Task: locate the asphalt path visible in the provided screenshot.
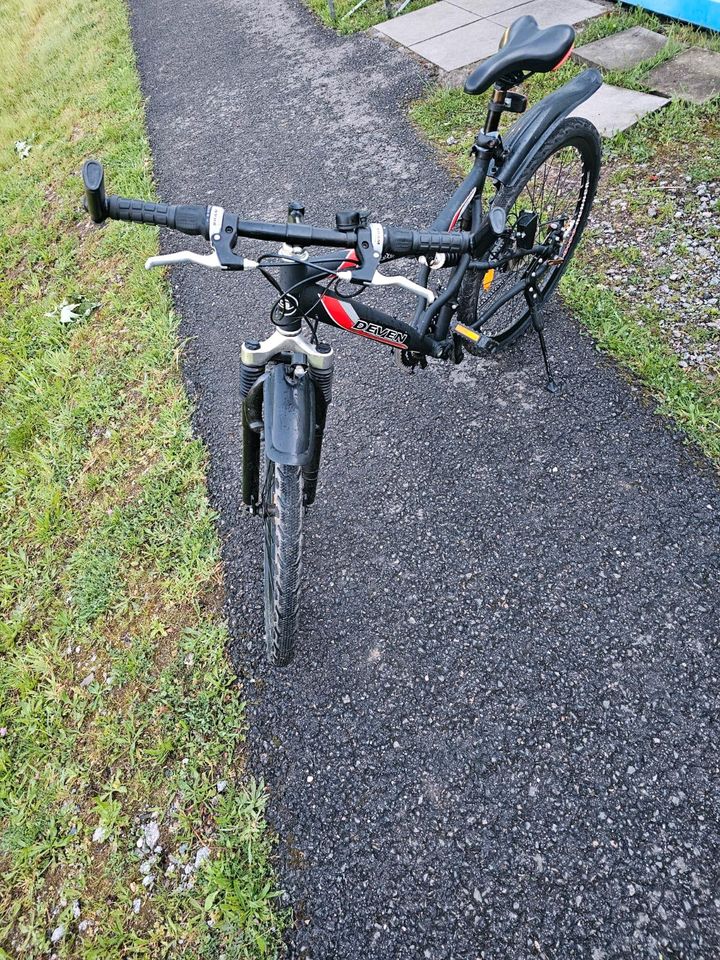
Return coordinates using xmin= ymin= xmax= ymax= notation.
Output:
xmin=128 ymin=0 xmax=720 ymax=955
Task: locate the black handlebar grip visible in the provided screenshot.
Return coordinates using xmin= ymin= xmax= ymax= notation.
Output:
xmin=425 ymin=230 xmax=471 ymax=254
xmin=104 ymin=196 xmax=209 ymax=238
xmin=384 ymin=226 xmax=471 ymax=257
xmin=173 ymin=204 xmax=210 ymax=238
xmin=82 ymin=160 xmax=209 ymax=236
xmin=82 ymin=159 xmax=107 ymax=223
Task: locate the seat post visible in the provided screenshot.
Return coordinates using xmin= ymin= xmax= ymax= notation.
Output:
xmin=484 ymin=84 xmax=528 ymax=133
xmin=484 ymin=87 xmax=506 ymax=133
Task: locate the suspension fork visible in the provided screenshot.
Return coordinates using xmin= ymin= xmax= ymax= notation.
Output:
xmin=240 ymin=365 xmax=265 ymax=512
xmin=239 ymin=330 xmax=335 ymax=513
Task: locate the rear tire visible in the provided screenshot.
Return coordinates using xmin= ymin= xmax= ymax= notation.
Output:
xmin=458 ymin=116 xmax=601 ymax=349
xmin=263 ymin=459 xmax=303 ymax=666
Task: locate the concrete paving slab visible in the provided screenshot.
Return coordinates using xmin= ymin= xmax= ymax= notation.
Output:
xmin=411 ymin=16 xmax=506 ymax=70
xmin=444 ymin=0 xmax=526 ymax=18
xmin=374 ymin=0 xmax=477 ymax=46
xmin=489 ymin=0 xmax=608 ymax=28
xmin=571 ymin=82 xmax=669 ymax=136
xmin=645 ymin=48 xmax=720 ymax=104
xmin=573 ymin=26 xmax=668 ymax=70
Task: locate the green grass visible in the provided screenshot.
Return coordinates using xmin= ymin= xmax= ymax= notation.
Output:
xmin=304 ymin=0 xmax=433 ymax=35
xmin=410 ymin=4 xmax=720 ymax=463
xmin=0 ymin=0 xmax=286 ymax=956
xmin=563 ymin=267 xmax=720 ymax=461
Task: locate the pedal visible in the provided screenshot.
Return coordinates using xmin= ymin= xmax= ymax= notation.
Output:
xmin=454 ymin=323 xmax=498 ymax=357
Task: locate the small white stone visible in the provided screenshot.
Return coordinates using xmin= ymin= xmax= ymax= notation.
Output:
xmin=194 ymin=846 xmax=211 ymax=869
xmin=143 ymin=822 xmax=160 ymax=849
xmin=51 ymin=926 xmax=65 ymax=944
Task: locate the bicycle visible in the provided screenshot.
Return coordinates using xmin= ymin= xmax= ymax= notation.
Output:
xmin=82 ymin=15 xmax=602 ymax=665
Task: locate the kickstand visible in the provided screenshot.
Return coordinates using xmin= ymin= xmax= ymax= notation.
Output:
xmin=526 ymin=287 xmax=561 ymax=394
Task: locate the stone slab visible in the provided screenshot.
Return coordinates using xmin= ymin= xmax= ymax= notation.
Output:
xmin=645 ymin=48 xmax=720 ymax=104
xmin=443 ymin=0 xmax=528 ymax=17
xmin=570 ymin=82 xmax=669 ymax=136
xmin=488 ymin=0 xmax=608 ymax=28
xmin=411 ymin=17 xmax=506 ymax=70
xmin=374 ymin=1 xmax=477 ymax=46
xmin=573 ymin=26 xmax=668 ymax=71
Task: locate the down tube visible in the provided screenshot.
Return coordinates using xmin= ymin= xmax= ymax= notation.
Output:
xmin=300 ymin=284 xmax=439 ymax=355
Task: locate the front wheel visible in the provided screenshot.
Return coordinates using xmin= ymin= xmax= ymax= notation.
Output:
xmin=263 ymin=459 xmax=303 ymax=666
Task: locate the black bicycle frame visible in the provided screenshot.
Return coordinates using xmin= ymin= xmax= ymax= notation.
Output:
xmin=239 ymin=67 xmax=601 ymax=515
xmin=271 ymin=68 xmax=601 ymax=361
xmin=279 ymin=147 xmax=496 ymax=360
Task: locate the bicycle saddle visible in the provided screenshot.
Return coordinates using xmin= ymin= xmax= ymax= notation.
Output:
xmin=464 ymin=15 xmax=575 ymax=95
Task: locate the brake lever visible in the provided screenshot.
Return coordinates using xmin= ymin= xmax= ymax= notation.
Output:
xmin=145 ymin=206 xmax=260 ymax=272
xmin=336 ymin=220 xmax=436 ymax=304
xmin=145 ymin=249 xmax=259 ymax=271
xmin=145 ymin=250 xmax=223 ymax=270
xmin=336 ymin=269 xmax=435 ymax=304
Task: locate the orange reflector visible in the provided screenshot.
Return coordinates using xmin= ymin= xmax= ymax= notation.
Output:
xmin=552 ymin=45 xmax=574 ymax=71
xmin=455 ymin=323 xmax=480 ymax=343
xmin=483 ymin=268 xmax=495 ymax=291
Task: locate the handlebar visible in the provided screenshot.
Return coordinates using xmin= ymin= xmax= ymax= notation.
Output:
xmin=82 ymin=159 xmax=472 ymax=260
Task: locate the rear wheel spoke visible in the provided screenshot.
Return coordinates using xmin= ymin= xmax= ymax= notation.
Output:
xmin=459 ymin=119 xmax=601 ymax=347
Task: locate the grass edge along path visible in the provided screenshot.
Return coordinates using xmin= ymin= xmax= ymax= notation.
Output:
xmin=304 ymin=0 xmax=433 ymax=36
xmin=0 ymin=0 xmax=286 ymax=957
xmin=410 ymin=6 xmax=720 ymax=465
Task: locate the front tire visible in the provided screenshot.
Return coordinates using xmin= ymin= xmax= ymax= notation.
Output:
xmin=263 ymin=459 xmax=303 ymax=666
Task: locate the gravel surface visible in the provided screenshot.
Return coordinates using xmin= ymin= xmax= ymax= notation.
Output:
xmin=587 ymin=162 xmax=720 ymax=375
xmin=128 ymin=0 xmax=720 ymax=955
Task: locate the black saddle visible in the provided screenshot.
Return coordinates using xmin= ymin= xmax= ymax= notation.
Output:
xmin=464 ymin=16 xmax=575 ymax=95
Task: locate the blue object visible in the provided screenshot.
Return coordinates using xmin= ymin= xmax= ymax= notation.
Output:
xmin=628 ymin=0 xmax=720 ymax=31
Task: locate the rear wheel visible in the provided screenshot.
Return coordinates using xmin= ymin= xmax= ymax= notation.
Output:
xmin=263 ymin=458 xmax=303 ymax=666
xmin=458 ymin=116 xmax=601 ymax=348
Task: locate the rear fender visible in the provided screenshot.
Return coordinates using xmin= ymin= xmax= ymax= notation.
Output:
xmin=263 ymin=362 xmax=316 ymax=467
xmin=492 ymin=68 xmax=602 ymax=188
